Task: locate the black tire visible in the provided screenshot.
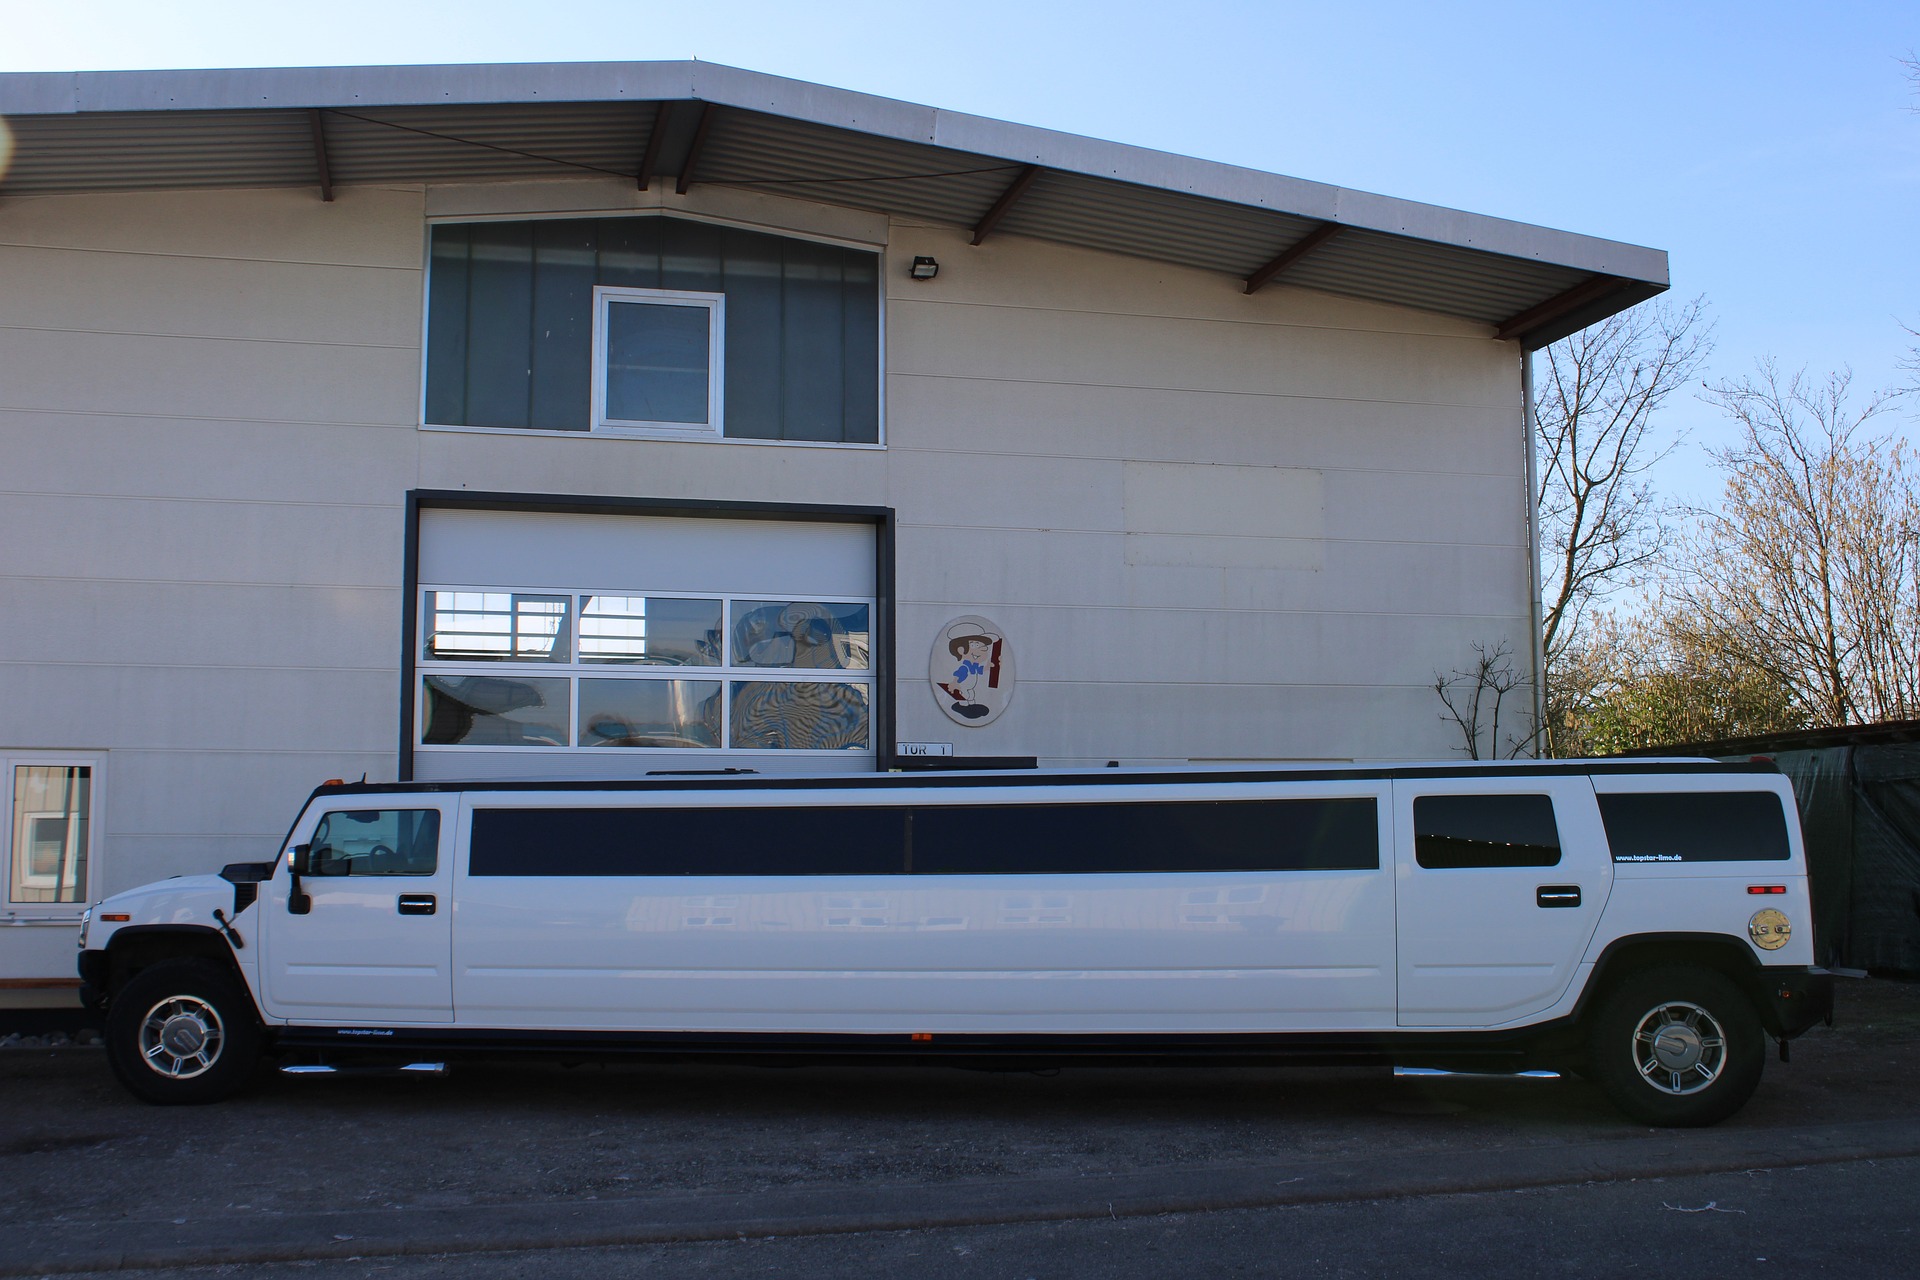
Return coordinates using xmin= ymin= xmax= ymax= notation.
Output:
xmin=104 ymin=959 xmax=261 ymax=1105
xmin=1585 ymin=966 xmax=1764 ymax=1127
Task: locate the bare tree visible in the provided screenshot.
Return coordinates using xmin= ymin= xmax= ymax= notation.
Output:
xmin=1674 ymin=363 xmax=1913 ymax=725
xmin=1534 ymin=298 xmax=1710 ymax=751
xmin=1434 ymin=640 xmax=1538 ymax=759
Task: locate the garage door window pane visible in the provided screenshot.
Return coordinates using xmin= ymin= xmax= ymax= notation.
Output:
xmin=425 ymin=592 xmax=572 ymax=662
xmin=730 ymin=682 xmax=869 ymax=750
xmin=10 ymin=766 xmax=89 ymax=904
xmin=579 ymin=597 xmax=721 ymax=666
xmin=580 ymin=679 xmax=721 ymax=748
xmin=730 ymin=601 xmax=870 ymax=670
xmin=422 ymin=675 xmax=569 ymax=746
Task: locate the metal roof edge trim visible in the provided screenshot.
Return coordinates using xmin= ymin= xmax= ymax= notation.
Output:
xmin=0 ymin=59 xmax=1668 ymax=285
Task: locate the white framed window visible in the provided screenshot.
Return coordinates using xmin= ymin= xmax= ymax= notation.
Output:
xmin=591 ymin=286 xmax=726 ymax=436
xmin=3 ymin=752 xmax=103 ymax=920
xmin=417 ymin=588 xmax=873 ymax=755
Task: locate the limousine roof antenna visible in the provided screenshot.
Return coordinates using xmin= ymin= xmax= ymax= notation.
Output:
xmin=644 ymin=768 xmax=761 ymax=776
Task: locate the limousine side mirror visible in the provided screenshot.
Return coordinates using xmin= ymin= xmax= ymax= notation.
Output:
xmin=288 ymin=844 xmax=312 ymax=915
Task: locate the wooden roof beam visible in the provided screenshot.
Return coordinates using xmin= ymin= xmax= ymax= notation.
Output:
xmin=971 ymin=165 xmax=1042 ymax=245
xmin=674 ymin=103 xmax=715 ymax=195
xmin=308 ymin=109 xmax=333 ymax=203
xmin=635 ymin=102 xmax=670 ymax=191
xmin=1243 ymin=223 xmax=1341 ymax=294
xmin=1495 ymin=274 xmax=1625 ymax=342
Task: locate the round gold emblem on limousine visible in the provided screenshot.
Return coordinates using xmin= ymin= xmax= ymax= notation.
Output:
xmin=1749 ymin=908 xmax=1791 ymax=951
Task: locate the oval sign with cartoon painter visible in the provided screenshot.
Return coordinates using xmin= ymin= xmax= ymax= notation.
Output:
xmin=929 ymin=616 xmax=1014 ymax=727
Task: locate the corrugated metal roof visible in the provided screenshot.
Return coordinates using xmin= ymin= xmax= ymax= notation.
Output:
xmin=0 ymin=61 xmax=1669 ymax=346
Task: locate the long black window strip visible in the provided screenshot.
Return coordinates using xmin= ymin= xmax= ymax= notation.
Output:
xmin=468 ymin=799 xmax=1379 ymax=877
xmin=1598 ymin=792 xmax=1791 ymax=863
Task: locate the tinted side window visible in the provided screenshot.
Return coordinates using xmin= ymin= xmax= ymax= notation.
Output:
xmin=468 ymin=798 xmax=1380 ymax=876
xmin=470 ymin=806 xmax=906 ymax=876
xmin=310 ymin=810 xmax=440 ymax=876
xmin=1598 ymin=791 xmax=1790 ymax=863
xmin=912 ymin=799 xmax=1378 ymax=875
xmin=1413 ymin=795 xmax=1560 ymax=869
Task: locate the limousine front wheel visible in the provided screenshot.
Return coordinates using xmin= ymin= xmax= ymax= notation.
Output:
xmin=1587 ymin=967 xmax=1764 ymax=1127
xmin=105 ymin=960 xmax=261 ymax=1105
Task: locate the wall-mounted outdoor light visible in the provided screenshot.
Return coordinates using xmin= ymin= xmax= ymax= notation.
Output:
xmin=908 ymin=256 xmax=940 ymax=280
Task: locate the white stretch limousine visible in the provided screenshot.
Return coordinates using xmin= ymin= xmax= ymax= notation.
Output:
xmin=78 ymin=761 xmax=1833 ymax=1125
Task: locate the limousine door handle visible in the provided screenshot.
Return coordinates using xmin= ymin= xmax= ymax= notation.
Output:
xmin=397 ymin=894 xmax=437 ymax=916
xmin=1537 ymin=885 xmax=1582 ymax=908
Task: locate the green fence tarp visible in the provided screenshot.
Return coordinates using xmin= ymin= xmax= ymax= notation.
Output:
xmin=1764 ymin=744 xmax=1920 ymax=973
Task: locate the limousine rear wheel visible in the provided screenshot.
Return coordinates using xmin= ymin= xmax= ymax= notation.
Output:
xmin=105 ymin=960 xmax=261 ymax=1105
xmin=1587 ymin=967 xmax=1764 ymax=1127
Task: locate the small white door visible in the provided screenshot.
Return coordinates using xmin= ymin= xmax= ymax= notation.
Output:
xmin=1391 ymin=778 xmax=1612 ymax=1028
xmin=260 ymin=805 xmax=453 ymax=1023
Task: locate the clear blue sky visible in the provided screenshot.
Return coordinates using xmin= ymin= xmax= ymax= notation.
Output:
xmin=5 ymin=0 xmax=1915 ymax=501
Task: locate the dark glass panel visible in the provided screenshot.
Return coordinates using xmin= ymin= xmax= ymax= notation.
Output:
xmin=424 ymin=225 xmax=470 ymax=425
xmin=660 ymin=216 xmax=724 ymax=294
xmin=720 ymin=226 xmax=783 ymax=439
xmin=1413 ymin=794 xmax=1561 ymax=869
xmin=596 ymin=217 xmax=661 ymax=290
xmin=528 ymin=219 xmax=596 ymax=431
xmin=912 ymin=799 xmax=1378 ymax=875
xmin=1598 ymin=792 xmax=1791 ymax=863
xmin=425 ymin=215 xmax=880 ymax=437
xmin=780 ymin=238 xmax=845 ymax=441
xmin=469 ymin=806 xmax=906 ymax=876
xmin=603 ymin=301 xmax=711 ymax=424
xmin=463 ymin=221 xmax=536 ymax=428
xmin=840 ymin=250 xmax=881 ymax=443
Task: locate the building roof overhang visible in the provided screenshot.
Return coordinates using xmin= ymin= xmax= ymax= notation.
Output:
xmin=0 ymin=60 xmax=1668 ymax=348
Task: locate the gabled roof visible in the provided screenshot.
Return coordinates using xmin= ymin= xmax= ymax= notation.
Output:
xmin=0 ymin=60 xmax=1667 ymax=348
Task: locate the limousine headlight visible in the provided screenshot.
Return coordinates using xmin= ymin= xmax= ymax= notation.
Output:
xmin=1749 ymin=908 xmax=1791 ymax=951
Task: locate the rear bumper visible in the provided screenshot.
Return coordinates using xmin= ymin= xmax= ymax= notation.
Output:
xmin=1758 ymin=966 xmax=1833 ymax=1038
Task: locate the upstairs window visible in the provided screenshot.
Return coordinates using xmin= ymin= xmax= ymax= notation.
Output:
xmin=426 ymin=216 xmax=880 ymax=443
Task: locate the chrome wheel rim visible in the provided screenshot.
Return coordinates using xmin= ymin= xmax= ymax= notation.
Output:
xmin=137 ymin=995 xmax=225 ymax=1080
xmin=1630 ymin=999 xmax=1725 ymax=1096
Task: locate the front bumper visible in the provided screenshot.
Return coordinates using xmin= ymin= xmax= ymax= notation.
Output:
xmin=1757 ymin=966 xmax=1834 ymax=1038
xmin=77 ymin=949 xmax=109 ymax=1011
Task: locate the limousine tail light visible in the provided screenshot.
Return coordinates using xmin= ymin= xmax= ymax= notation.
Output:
xmin=1748 ymin=885 xmax=1787 ymax=894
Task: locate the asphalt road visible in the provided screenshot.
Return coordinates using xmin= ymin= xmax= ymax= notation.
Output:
xmin=4 ymin=978 xmax=1917 ymax=1277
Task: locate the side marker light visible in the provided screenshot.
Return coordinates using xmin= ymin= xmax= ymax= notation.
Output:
xmin=1747 ymin=886 xmax=1786 ymax=894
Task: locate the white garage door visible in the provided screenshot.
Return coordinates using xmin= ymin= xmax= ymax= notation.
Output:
xmin=413 ymin=508 xmax=877 ymax=780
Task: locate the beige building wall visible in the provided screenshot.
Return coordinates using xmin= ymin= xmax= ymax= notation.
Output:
xmin=0 ymin=178 xmax=1531 ymax=976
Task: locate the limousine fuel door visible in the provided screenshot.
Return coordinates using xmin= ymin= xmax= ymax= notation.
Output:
xmin=259 ymin=804 xmax=455 ymax=1024
xmin=1390 ymin=779 xmax=1613 ymax=1028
